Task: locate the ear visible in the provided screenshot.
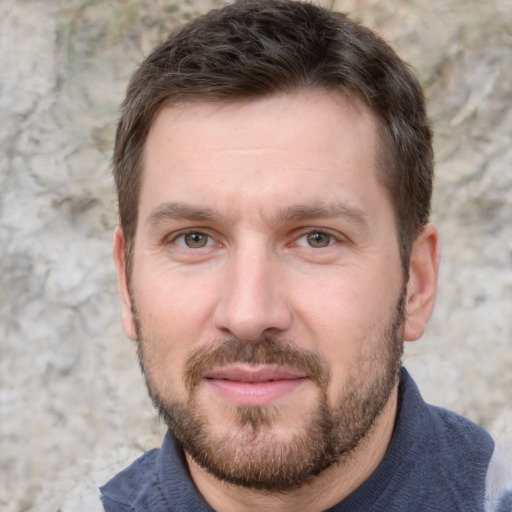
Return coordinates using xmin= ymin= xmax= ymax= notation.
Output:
xmin=113 ymin=226 xmax=138 ymax=341
xmin=403 ymin=223 xmax=440 ymax=342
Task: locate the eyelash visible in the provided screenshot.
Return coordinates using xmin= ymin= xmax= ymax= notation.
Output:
xmin=164 ymin=227 xmax=345 ymax=251
xmin=167 ymin=229 xmax=214 ymax=248
xmin=294 ymin=228 xmax=340 ymax=246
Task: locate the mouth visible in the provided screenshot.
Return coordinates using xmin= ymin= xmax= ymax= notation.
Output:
xmin=202 ymin=365 xmax=309 ymax=406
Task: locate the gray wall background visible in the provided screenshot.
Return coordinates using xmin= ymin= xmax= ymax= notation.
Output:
xmin=1 ymin=0 xmax=511 ymax=510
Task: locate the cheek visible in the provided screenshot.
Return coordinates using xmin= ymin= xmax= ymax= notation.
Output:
xmin=296 ymin=272 xmax=400 ymax=375
xmin=134 ymin=263 xmax=218 ymax=333
xmin=132 ymin=273 xmax=219 ymax=398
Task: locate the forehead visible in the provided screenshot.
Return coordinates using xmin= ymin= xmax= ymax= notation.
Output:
xmin=148 ymin=89 xmax=378 ymax=155
xmin=139 ymin=90 xmax=387 ymax=225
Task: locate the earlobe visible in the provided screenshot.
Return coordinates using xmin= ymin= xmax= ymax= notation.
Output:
xmin=403 ymin=223 xmax=440 ymax=342
xmin=113 ymin=226 xmax=138 ymax=341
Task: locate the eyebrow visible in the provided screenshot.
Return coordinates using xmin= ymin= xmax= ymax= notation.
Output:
xmin=146 ymin=200 xmax=369 ymax=229
xmin=270 ymin=202 xmax=369 ymax=228
xmin=146 ymin=202 xmax=219 ymax=227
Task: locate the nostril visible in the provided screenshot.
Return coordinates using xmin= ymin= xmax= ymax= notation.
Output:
xmin=213 ymin=304 xmax=293 ymax=343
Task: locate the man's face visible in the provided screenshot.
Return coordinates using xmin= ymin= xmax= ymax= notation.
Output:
xmin=115 ymin=91 xmax=408 ymax=489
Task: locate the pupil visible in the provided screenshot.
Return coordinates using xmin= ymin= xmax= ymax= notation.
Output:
xmin=308 ymin=232 xmax=330 ymax=247
xmin=186 ymin=233 xmax=206 ymax=247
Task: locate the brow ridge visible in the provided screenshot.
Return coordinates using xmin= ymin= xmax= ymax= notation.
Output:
xmin=147 ymin=202 xmax=219 ymax=226
xmin=269 ymin=202 xmax=369 ymax=227
xmin=146 ymin=200 xmax=369 ymax=229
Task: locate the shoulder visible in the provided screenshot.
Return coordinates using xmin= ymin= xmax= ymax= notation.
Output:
xmin=399 ymin=369 xmax=495 ymax=467
xmin=485 ymin=444 xmax=512 ymax=512
xmin=425 ymin=404 xmax=497 ymax=508
xmin=427 ymin=404 xmax=495 ymax=462
xmin=99 ymin=448 xmax=161 ymax=511
xmin=389 ymin=369 xmax=497 ymax=510
xmin=56 ymin=449 xmax=162 ymax=512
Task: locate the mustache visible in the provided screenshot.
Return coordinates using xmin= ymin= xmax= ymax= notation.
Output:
xmin=184 ymin=337 xmax=329 ymax=392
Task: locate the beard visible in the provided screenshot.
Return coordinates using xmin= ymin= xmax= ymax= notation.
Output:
xmin=133 ymin=289 xmax=405 ymax=491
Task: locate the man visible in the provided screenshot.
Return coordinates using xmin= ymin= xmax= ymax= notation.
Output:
xmin=100 ymin=0 xmax=511 ymax=510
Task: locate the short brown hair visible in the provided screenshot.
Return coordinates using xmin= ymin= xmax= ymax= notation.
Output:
xmin=114 ymin=0 xmax=433 ymax=275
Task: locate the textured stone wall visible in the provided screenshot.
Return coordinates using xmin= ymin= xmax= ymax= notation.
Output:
xmin=0 ymin=0 xmax=510 ymax=510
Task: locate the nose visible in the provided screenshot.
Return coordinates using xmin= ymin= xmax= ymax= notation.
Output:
xmin=213 ymin=245 xmax=293 ymax=342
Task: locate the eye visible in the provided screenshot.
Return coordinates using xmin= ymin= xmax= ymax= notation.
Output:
xmin=175 ymin=232 xmax=212 ymax=248
xmin=296 ymin=231 xmax=335 ymax=248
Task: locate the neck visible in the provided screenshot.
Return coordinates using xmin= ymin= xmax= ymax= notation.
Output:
xmin=186 ymin=385 xmax=399 ymax=512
